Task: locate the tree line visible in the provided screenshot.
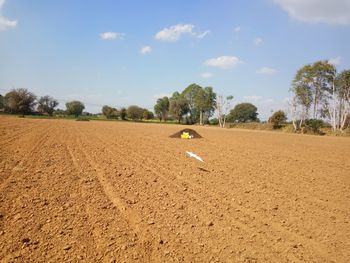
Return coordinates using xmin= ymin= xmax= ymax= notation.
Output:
xmin=0 ymin=86 xmax=266 ymax=127
xmin=1 ymin=59 xmax=348 ymax=132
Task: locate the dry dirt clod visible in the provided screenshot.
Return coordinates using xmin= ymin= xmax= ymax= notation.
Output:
xmin=22 ymin=238 xmax=30 ymax=244
xmin=207 ymin=221 xmax=214 ymax=227
xmin=63 ymin=245 xmax=72 ymax=251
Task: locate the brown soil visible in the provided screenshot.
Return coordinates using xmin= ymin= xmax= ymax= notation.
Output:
xmin=0 ymin=116 xmax=349 ymax=262
xmin=169 ymin=128 xmax=202 ymax=139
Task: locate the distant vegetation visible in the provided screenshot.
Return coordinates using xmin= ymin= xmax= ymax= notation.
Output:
xmin=0 ymin=60 xmax=348 ymax=135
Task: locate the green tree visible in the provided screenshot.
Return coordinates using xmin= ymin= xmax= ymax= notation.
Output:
xmin=169 ymin=92 xmax=189 ymax=123
xmin=154 ymin=104 xmax=162 ymax=121
xmin=37 ymin=96 xmax=59 ymax=116
xmin=228 ymin=103 xmax=258 ymax=123
xmin=195 ymin=86 xmax=216 ymax=125
xmin=0 ymin=94 xmax=4 ymax=109
xmin=154 ymin=96 xmax=169 ymax=122
xmin=269 ymin=110 xmax=287 ymax=129
xmin=102 ymin=105 xmax=119 ymax=119
xmin=66 ymin=101 xmax=85 ymax=117
xmin=120 ymin=107 xmax=127 ymax=120
xmin=143 ymin=110 xmax=154 ymax=120
xmin=127 ymin=105 xmax=144 ymax=120
xmin=182 ymin=83 xmax=202 ymax=124
xmin=4 ymin=88 xmax=37 ymax=115
xmin=293 ymin=61 xmax=335 ymax=119
xmin=291 ymin=64 xmax=319 ymax=130
xmin=333 ymin=70 xmax=350 ymax=131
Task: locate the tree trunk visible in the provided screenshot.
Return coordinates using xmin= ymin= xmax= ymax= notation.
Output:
xmin=313 ymin=89 xmax=318 ymax=119
xmin=330 ymin=81 xmax=336 ymax=131
xmin=338 ymin=97 xmax=343 ymax=128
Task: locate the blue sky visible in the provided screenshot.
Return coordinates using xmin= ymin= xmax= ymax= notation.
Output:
xmin=1 ymin=0 xmax=350 ymax=119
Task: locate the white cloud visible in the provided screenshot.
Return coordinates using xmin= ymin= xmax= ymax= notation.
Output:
xmin=100 ymin=32 xmax=124 ymax=40
xmin=204 ymin=56 xmax=243 ymax=69
xmin=329 ymin=56 xmax=341 ymax=66
xmin=257 ymin=67 xmax=278 ymax=75
xmin=140 ymin=46 xmax=152 ymax=54
xmin=234 ymin=26 xmax=241 ymax=32
xmin=254 ymin=37 xmax=263 ymax=46
xmin=154 ymin=24 xmax=210 ymax=41
xmin=243 ymin=95 xmax=263 ymax=102
xmin=0 ymin=0 xmax=17 ymax=31
xmin=273 ymin=0 xmax=350 ymax=25
xmin=201 ymin=72 xmax=213 ymax=79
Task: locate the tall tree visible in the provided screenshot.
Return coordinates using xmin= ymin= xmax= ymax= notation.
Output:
xmin=215 ymin=95 xmax=234 ymax=128
xmin=324 ymin=69 xmax=350 ymax=131
xmin=169 ymin=92 xmax=189 ymax=123
xmin=290 ymin=80 xmax=313 ymax=130
xmin=336 ymin=70 xmax=350 ymax=130
xmin=120 ymin=107 xmax=127 ymax=120
xmin=66 ymin=101 xmax=85 ymax=117
xmin=0 ymin=94 xmax=4 ymax=109
xmin=4 ymin=88 xmax=37 ymax=115
xmin=37 ymin=96 xmax=59 ymax=116
xmin=195 ymin=86 xmax=216 ymax=125
xmin=154 ymin=96 xmax=169 ymax=122
xmin=182 ymin=83 xmax=202 ymax=124
xmin=293 ymin=61 xmax=335 ymax=119
xmin=311 ymin=61 xmax=335 ymax=119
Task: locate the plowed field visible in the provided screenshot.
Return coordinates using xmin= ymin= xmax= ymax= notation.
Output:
xmin=0 ymin=116 xmax=349 ymax=262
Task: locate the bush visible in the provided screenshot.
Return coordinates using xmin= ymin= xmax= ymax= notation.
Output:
xmin=304 ymin=119 xmax=324 ymax=134
xmin=269 ymin=110 xmax=287 ymax=129
xmin=282 ymin=124 xmax=295 ymax=133
xmin=228 ymin=122 xmax=273 ymax=130
xmin=209 ymin=118 xmax=219 ymax=125
xmin=76 ymin=117 xmax=90 ymax=121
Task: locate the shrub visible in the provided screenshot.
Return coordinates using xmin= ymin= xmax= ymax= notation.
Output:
xmin=210 ymin=118 xmax=219 ymax=125
xmin=269 ymin=110 xmax=287 ymax=129
xmin=304 ymin=119 xmax=324 ymax=134
xmin=76 ymin=117 xmax=90 ymax=121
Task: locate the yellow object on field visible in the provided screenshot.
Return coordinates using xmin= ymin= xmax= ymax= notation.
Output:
xmin=181 ymin=132 xmax=191 ymax=139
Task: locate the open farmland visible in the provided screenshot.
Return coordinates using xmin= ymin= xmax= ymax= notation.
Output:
xmin=0 ymin=116 xmax=349 ymax=262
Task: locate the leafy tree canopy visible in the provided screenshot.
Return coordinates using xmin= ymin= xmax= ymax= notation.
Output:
xmin=4 ymin=88 xmax=37 ymax=115
xmin=269 ymin=110 xmax=287 ymax=128
xmin=66 ymin=101 xmax=85 ymax=117
xmin=228 ymin=103 xmax=258 ymax=123
xmin=38 ymin=96 xmax=59 ymax=116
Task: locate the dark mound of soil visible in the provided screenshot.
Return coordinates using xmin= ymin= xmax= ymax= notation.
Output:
xmin=169 ymin=129 xmax=202 ymax=139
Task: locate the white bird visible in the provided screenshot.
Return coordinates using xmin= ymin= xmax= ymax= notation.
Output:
xmin=186 ymin=151 xmax=204 ymax=162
